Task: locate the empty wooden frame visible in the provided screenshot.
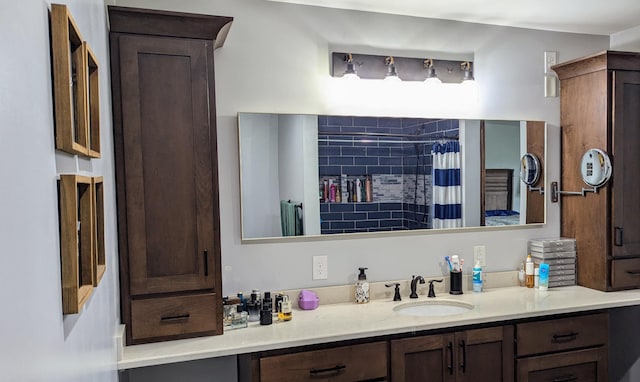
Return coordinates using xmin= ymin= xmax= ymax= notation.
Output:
xmin=51 ymin=4 xmax=101 ymax=157
xmin=59 ymin=175 xmax=106 ymax=314
xmin=92 ymin=176 xmax=105 ymax=285
xmin=59 ymin=175 xmax=94 ymax=314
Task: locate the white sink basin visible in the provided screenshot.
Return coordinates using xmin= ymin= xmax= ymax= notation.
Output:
xmin=393 ymin=300 xmax=474 ymax=317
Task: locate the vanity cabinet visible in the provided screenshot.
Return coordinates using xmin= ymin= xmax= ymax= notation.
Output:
xmin=390 ymin=326 xmax=514 ymax=381
xmin=515 ymin=313 xmax=609 ymax=381
xmin=554 ymin=51 xmax=640 ymax=291
xmin=258 ymin=341 xmax=388 ymax=382
xmin=108 ymin=6 xmax=232 ymax=344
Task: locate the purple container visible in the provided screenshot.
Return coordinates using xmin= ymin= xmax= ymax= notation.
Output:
xmin=298 ymin=290 xmax=319 ymax=310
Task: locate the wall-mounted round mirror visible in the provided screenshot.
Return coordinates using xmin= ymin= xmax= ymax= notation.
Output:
xmin=520 ymin=153 xmax=541 ymax=186
xmin=580 ymin=148 xmax=612 ymax=187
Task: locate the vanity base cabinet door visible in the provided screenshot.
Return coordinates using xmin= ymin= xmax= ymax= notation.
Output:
xmin=391 ymin=333 xmax=456 ymax=382
xmin=259 ymin=341 xmax=388 ymax=382
xmin=516 ymin=347 xmax=608 ymax=382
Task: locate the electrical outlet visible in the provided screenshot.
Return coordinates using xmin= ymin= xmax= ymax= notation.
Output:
xmin=473 ymin=245 xmax=486 ymax=267
xmin=544 ymin=51 xmax=557 ymax=74
xmin=312 ymin=255 xmax=328 ymax=280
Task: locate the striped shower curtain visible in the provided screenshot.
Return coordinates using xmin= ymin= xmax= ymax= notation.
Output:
xmin=431 ymin=141 xmax=462 ymax=229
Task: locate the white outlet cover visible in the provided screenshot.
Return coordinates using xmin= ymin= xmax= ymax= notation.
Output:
xmin=313 ymin=255 xmax=328 ymax=280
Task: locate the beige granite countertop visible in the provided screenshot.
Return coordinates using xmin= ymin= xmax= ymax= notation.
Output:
xmin=118 ymin=284 xmax=640 ymax=370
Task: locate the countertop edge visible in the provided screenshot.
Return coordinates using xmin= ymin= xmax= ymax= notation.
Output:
xmin=118 ymin=286 xmax=640 ymax=370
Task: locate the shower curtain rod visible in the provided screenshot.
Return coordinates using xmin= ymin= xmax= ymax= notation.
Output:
xmin=317 ymin=138 xmax=456 ymax=144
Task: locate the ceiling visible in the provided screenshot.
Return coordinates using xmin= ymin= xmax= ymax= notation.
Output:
xmin=266 ymin=0 xmax=640 ymax=35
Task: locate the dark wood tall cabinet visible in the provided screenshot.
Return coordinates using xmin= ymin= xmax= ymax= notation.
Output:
xmin=554 ymin=51 xmax=640 ymax=291
xmin=108 ymin=6 xmax=232 ymax=344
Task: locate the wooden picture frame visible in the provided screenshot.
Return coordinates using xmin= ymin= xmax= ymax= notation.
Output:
xmin=86 ymin=42 xmax=101 ymax=158
xmin=92 ymin=176 xmax=106 ymax=285
xmin=51 ymin=4 xmax=89 ymax=156
xmin=59 ymin=174 xmax=94 ymax=314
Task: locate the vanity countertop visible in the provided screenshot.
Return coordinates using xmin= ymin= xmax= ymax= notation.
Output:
xmin=119 ymin=285 xmax=640 ymax=369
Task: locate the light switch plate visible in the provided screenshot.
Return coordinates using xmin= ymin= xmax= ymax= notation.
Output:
xmin=473 ymin=245 xmax=486 ymax=267
xmin=544 ymin=51 xmax=557 ymax=74
xmin=313 ymin=255 xmax=328 ymax=280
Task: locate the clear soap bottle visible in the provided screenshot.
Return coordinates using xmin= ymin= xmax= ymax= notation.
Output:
xmin=525 ymin=254 xmax=535 ymax=288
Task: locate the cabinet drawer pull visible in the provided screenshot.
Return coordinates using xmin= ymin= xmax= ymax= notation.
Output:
xmin=615 ymin=227 xmax=623 ymax=246
xmin=553 ymin=375 xmax=577 ymax=382
xmin=160 ymin=313 xmax=190 ymax=323
xmin=626 ymin=270 xmax=640 ymax=276
xmin=447 ymin=341 xmax=453 ymax=375
xmin=552 ymin=332 xmax=578 ymax=343
xmin=204 ymin=250 xmax=209 ymax=277
xmin=309 ymin=364 xmax=346 ymax=376
xmin=459 ymin=339 xmax=466 ymax=373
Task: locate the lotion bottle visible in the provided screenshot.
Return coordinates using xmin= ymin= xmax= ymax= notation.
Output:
xmin=472 ymin=260 xmax=483 ymax=292
xmin=525 ymin=254 xmax=534 ymax=288
xmin=355 ymin=267 xmax=370 ymax=304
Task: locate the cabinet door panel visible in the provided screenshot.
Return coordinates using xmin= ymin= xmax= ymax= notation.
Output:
xmin=612 ymin=71 xmax=640 ymax=257
xmin=457 ymin=326 xmax=514 ymax=382
xmin=517 ymin=347 xmax=607 ymax=382
xmin=391 ymin=333 xmax=455 ymax=382
xmin=119 ymin=34 xmax=215 ymax=295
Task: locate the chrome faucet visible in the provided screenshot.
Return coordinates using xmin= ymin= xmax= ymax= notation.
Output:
xmin=410 ymin=275 xmax=425 ymax=298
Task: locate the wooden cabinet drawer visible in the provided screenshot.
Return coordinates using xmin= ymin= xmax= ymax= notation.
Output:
xmin=131 ymin=293 xmax=218 ymax=342
xmin=611 ymin=258 xmax=640 ymax=289
xmin=259 ymin=341 xmax=388 ymax=382
xmin=516 ymin=313 xmax=608 ymax=356
xmin=517 ymin=347 xmax=608 ymax=382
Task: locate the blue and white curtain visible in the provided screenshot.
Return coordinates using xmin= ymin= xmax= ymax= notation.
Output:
xmin=431 ymin=141 xmax=462 ymax=229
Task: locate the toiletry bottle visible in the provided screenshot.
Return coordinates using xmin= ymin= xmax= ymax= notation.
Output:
xmin=260 ymin=291 xmax=273 ymax=325
xmin=335 ymin=183 xmax=342 ymax=203
xmin=518 ymin=262 xmax=525 ymax=287
xmin=539 ymin=263 xmax=550 ymax=291
xmin=355 ymin=267 xmax=370 ymax=303
xmin=472 ymin=260 xmax=483 ymax=292
xmin=278 ymin=295 xmax=293 ymax=321
xmin=323 ymin=180 xmax=329 ymax=202
xmin=525 ymin=254 xmax=534 ymax=288
xmin=365 ymin=175 xmax=373 ymax=202
xmin=534 ymin=266 xmax=540 ymax=288
xmin=329 ymin=180 xmax=336 ymax=202
xmin=356 ymin=179 xmax=362 ymax=202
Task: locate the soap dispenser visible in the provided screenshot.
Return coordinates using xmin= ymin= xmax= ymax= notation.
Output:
xmin=355 ymin=267 xmax=370 ymax=304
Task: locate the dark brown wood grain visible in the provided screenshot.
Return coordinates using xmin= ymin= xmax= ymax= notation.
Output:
xmin=516 ymin=347 xmax=608 ymax=382
xmin=260 ymin=342 xmax=388 ymax=382
xmin=109 ymin=7 xmax=229 ymax=344
xmin=526 ymin=121 xmax=545 ymax=224
xmin=558 ymin=51 xmax=640 ymax=291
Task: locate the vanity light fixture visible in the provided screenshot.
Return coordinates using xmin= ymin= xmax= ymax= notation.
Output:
xmin=342 ymin=53 xmax=360 ymax=80
xmin=423 ymin=58 xmax=442 ymax=85
xmin=384 ymin=56 xmax=401 ymax=82
xmin=461 ymin=61 xmax=474 ymax=83
xmin=330 ymin=52 xmax=474 ymax=83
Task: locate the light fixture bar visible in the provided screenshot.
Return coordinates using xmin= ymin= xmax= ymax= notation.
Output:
xmin=331 ymin=52 xmax=474 ymax=83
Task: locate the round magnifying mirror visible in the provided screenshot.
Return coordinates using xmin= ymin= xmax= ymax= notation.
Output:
xmin=580 ymin=148 xmax=612 ymax=188
xmin=520 ymin=153 xmax=541 ymax=186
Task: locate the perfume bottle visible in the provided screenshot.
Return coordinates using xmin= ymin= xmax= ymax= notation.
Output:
xmin=278 ymin=295 xmax=293 ymax=321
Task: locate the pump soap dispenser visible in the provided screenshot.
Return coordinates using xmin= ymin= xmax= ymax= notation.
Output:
xmin=355 ymin=267 xmax=370 ymax=304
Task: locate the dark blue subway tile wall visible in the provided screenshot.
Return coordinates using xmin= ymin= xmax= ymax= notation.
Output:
xmin=319 ymin=115 xmax=457 ymax=234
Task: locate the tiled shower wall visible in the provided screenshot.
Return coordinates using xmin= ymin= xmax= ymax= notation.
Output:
xmin=318 ymin=116 xmax=459 ymax=234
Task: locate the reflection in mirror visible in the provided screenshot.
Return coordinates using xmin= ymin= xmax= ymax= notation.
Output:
xmin=238 ymin=113 xmax=546 ymax=240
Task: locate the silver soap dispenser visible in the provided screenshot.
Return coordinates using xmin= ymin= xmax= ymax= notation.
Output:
xmin=355 ymin=267 xmax=370 ymax=304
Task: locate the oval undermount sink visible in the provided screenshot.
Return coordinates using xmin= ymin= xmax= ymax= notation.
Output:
xmin=393 ymin=300 xmax=474 ymax=317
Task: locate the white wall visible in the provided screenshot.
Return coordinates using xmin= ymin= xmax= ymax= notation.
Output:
xmin=485 ymin=120 xmax=522 ymax=211
xmin=239 ymin=113 xmax=281 ymax=238
xmin=611 ymin=25 xmax=640 ymax=51
xmin=0 ymin=1 xmax=119 ymax=381
xmin=111 ymin=0 xmax=609 ymax=294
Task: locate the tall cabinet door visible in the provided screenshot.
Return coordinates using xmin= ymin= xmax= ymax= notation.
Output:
xmin=612 ymin=70 xmax=640 ymax=257
xmin=119 ymin=34 xmax=217 ymax=295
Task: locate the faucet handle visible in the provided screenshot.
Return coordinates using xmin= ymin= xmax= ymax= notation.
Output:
xmin=427 ymin=279 xmax=444 ymax=298
xmin=385 ymin=283 xmax=402 ymax=301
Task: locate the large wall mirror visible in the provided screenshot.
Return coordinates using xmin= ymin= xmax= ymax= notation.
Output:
xmin=238 ymin=113 xmax=546 ymax=240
